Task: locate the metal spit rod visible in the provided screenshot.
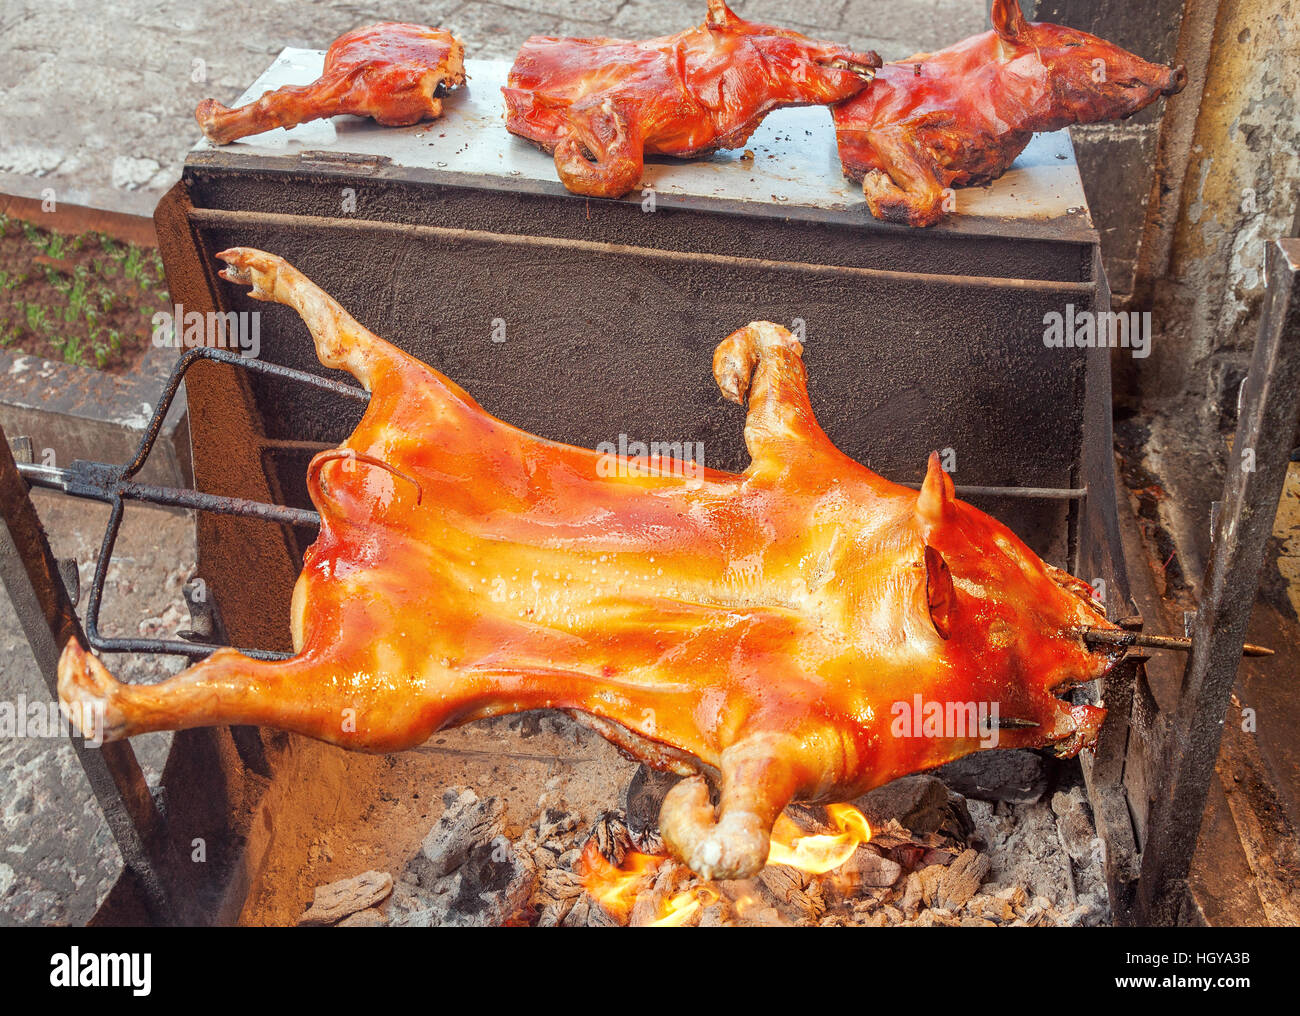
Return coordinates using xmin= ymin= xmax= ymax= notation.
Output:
xmin=1079 ymin=626 xmax=1275 ymax=658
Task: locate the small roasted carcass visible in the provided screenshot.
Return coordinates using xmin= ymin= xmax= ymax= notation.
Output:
xmin=832 ymin=0 xmax=1186 ymax=226
xmin=59 ymin=249 xmax=1122 ymax=880
xmin=503 ymin=0 xmax=880 ymax=197
xmin=195 ymin=23 xmax=466 ymax=144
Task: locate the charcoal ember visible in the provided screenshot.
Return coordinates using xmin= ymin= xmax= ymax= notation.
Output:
xmin=439 ymin=836 xmax=538 ymax=927
xmin=1057 ymin=899 xmax=1106 ymax=928
xmin=783 ymin=802 xmax=831 ymax=832
xmin=857 ymin=775 xmax=974 ymax=842
xmin=934 ymin=749 xmax=1052 ymax=803
xmin=562 ymin=894 xmax=623 ymax=927
xmin=738 ymin=905 xmax=787 ymax=927
xmin=964 ymin=892 xmax=1016 ymax=924
xmin=407 ymin=787 xmax=506 ymax=885
xmin=536 ymin=806 xmax=581 ymax=845
xmin=298 ymin=870 xmax=393 ymax=926
xmin=758 ymin=863 xmax=811 ymax=897
xmin=532 ymin=866 xmax=586 ymax=927
xmin=587 ymin=810 xmax=635 ymax=866
xmin=918 ymin=847 xmax=960 ymax=868
xmin=557 ymin=848 xmax=581 ymax=870
xmin=1051 ymin=787 xmax=1098 ymax=863
xmin=336 ymin=907 xmax=386 ymax=927
xmin=899 ymin=871 xmax=923 ymax=916
xmin=937 ymin=848 xmax=992 ymax=910
xmin=850 ymin=894 xmax=885 ymax=924
xmin=757 ymin=865 xmax=825 ymax=922
xmin=998 ymin=884 xmax=1029 ymax=915
xmin=1018 ymin=896 xmax=1059 ymax=927
xmin=622 ymin=764 xmax=680 ymax=849
xmin=913 ymin=908 xmax=961 ymax=927
xmin=383 ymin=877 xmax=439 ymax=927
xmin=901 ymin=863 xmax=948 ymax=914
xmin=529 ymin=841 xmax=563 ymax=871
xmin=837 ymin=847 xmax=904 ymax=890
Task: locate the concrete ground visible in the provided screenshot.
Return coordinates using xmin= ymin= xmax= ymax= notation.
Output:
xmin=0 ymin=0 xmax=988 ymax=216
xmin=0 ymin=493 xmax=191 ymax=925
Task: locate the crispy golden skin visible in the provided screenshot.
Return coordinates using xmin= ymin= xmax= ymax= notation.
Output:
xmin=59 ymin=249 xmax=1119 ymax=879
xmin=832 ymin=0 xmax=1185 ymax=226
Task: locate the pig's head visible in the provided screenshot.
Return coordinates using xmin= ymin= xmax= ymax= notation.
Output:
xmin=990 ymin=0 xmax=1186 ymax=126
xmin=908 ymin=453 xmax=1123 ymax=758
xmin=703 ymin=0 xmax=882 ymax=104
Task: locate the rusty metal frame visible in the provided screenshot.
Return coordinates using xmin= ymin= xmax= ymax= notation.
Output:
xmin=0 ymin=434 xmax=173 ymax=923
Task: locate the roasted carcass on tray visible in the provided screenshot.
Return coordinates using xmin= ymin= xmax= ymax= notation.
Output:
xmin=195 ymin=22 xmax=466 ymax=144
xmin=503 ymin=0 xmax=880 ymax=198
xmin=58 ymin=249 xmax=1122 ymax=880
xmin=832 ymin=0 xmax=1186 ymax=226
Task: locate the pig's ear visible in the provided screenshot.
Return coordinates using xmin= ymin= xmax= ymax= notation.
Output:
xmin=924 ymin=545 xmax=956 ymax=640
xmin=917 ymin=451 xmax=956 ymax=531
xmin=991 ymin=0 xmax=1030 ymax=42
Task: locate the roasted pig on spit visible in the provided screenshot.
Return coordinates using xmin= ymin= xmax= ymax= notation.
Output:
xmin=832 ymin=0 xmax=1186 ymax=227
xmin=503 ymin=0 xmax=880 ymax=198
xmin=195 ymin=22 xmax=466 ymax=145
xmin=59 ymin=249 xmax=1122 ymax=880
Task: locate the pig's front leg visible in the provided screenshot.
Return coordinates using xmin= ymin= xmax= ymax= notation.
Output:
xmin=57 ymin=640 xmax=444 ymax=753
xmin=858 ymin=129 xmax=948 ymax=227
xmin=196 ymin=73 xmax=354 ymax=145
xmin=215 ymin=247 xmax=409 ymax=392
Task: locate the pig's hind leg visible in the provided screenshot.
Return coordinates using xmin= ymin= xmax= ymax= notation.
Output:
xmin=56 ymin=640 xmax=443 ymax=752
xmin=215 ymin=247 xmax=409 ymax=393
xmin=713 ymin=321 xmax=842 ymax=479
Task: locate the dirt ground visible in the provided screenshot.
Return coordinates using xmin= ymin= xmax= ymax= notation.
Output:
xmin=0 ymin=214 xmax=165 ymax=371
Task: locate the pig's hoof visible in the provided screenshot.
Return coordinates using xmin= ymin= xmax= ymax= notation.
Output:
xmin=215 ymin=247 xmax=285 ymax=300
xmin=659 ymin=775 xmax=769 ymax=880
xmin=57 ymin=640 xmax=130 ymax=742
xmin=712 ymin=322 xmax=803 ymax=406
xmin=862 ymin=171 xmax=944 ymax=227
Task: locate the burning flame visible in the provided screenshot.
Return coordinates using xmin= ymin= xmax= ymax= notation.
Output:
xmin=578 ymin=803 xmax=872 ymax=925
xmin=579 ymin=839 xmax=663 ymax=921
xmin=766 ymin=803 xmax=872 ymax=874
xmin=648 ymin=886 xmax=720 ymax=927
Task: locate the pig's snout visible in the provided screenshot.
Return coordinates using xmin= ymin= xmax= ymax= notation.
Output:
xmin=1165 ymin=64 xmax=1188 ymax=96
